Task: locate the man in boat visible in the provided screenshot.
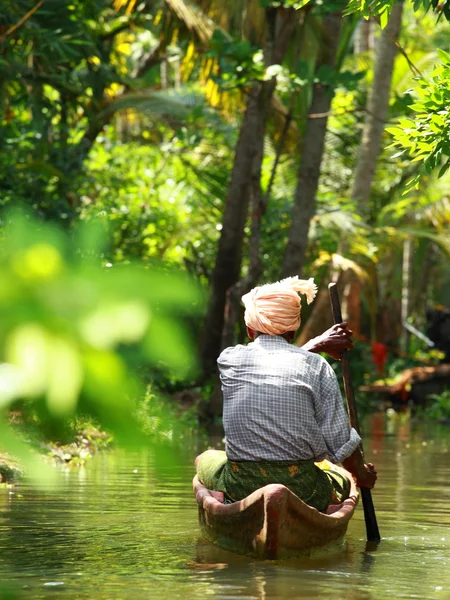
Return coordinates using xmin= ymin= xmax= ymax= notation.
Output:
xmin=196 ymin=276 xmax=377 ymax=511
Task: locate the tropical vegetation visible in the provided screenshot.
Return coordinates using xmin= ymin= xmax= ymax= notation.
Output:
xmin=1 ymin=0 xmax=450 ymax=471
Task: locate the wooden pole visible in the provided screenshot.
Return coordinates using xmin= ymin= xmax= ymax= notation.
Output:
xmin=328 ymin=282 xmax=381 ymax=544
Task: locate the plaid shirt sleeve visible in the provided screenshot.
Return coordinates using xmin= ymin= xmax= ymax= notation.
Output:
xmin=314 ymin=359 xmax=362 ymax=463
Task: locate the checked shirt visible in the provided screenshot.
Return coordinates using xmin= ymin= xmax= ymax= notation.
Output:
xmin=218 ymin=334 xmax=361 ymax=463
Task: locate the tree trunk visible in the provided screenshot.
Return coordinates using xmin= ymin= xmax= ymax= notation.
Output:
xmin=354 ymin=18 xmax=373 ymax=54
xmin=342 ymin=272 xmax=362 ymax=338
xmin=400 ymin=238 xmax=413 ymax=352
xmin=199 ymin=8 xmax=299 ymax=376
xmin=221 ymin=103 xmax=294 ymax=352
xmin=280 ymin=10 xmax=343 ymax=279
xmin=220 ymin=144 xmax=265 ymax=352
xmin=378 ymin=294 xmax=402 ymax=349
xmin=412 ymin=242 xmax=435 ymax=318
xmin=350 ymin=2 xmax=404 ymax=220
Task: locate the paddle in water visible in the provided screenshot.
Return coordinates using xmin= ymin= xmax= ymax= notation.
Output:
xmin=328 ymin=282 xmax=381 ymax=544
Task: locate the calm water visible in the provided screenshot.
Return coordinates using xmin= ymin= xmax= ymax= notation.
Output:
xmin=1 ymin=412 xmax=450 ymax=600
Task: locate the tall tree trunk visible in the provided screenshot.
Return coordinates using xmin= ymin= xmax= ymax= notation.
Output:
xmin=400 ymin=238 xmax=413 ymax=352
xmin=206 ymin=104 xmax=295 ymax=423
xmin=342 ymin=272 xmax=362 ymax=338
xmin=199 ymin=7 xmax=299 ymax=376
xmin=354 ymin=18 xmax=373 ymax=54
xmin=220 ymin=97 xmax=294 ymax=352
xmin=280 ymin=10 xmax=342 ymax=279
xmin=220 ymin=136 xmax=265 ymax=352
xmin=412 ymin=242 xmax=435 ymax=318
xmin=350 ymin=2 xmax=404 ymax=220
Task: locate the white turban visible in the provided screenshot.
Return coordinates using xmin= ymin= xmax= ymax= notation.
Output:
xmin=241 ymin=276 xmax=317 ymax=336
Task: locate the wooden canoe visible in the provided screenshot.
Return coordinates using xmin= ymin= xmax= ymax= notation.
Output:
xmin=193 ymin=470 xmax=359 ymax=560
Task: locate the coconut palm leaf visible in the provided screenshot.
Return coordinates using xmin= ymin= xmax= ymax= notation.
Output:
xmin=312 ymin=207 xmax=365 ymax=235
xmin=393 ymin=227 xmax=450 ymax=255
xmin=102 ymin=88 xmax=204 ymax=120
xmin=312 ymin=251 xmax=372 ymax=282
xmin=420 ymin=197 xmax=450 ymax=230
xmin=164 ymin=0 xmax=216 ymax=42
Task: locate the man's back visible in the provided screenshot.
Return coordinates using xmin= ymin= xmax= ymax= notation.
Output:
xmin=218 ymin=334 xmax=358 ymax=463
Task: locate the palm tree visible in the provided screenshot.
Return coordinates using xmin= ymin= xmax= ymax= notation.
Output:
xmin=280 ymin=7 xmax=357 ymax=279
xmin=350 ymin=1 xmax=405 ymax=221
xmin=198 ymin=4 xmax=304 ymax=375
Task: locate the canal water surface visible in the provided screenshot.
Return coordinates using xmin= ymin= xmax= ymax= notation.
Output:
xmin=1 ymin=413 xmax=449 ymax=599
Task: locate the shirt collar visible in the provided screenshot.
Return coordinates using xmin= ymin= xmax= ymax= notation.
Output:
xmin=253 ymin=334 xmax=290 ymax=347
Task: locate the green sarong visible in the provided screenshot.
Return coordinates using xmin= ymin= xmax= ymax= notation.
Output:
xmin=196 ymin=450 xmax=350 ymax=513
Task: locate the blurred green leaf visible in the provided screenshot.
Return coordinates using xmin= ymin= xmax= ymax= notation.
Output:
xmin=145 ymin=315 xmax=195 ymax=377
xmin=0 ymin=211 xmax=203 ymax=478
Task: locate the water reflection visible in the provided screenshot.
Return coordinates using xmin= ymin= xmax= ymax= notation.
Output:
xmin=190 ymin=541 xmax=379 ymax=600
xmin=0 ymin=413 xmax=449 ymax=599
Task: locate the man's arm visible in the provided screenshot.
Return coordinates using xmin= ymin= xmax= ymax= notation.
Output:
xmin=301 ymin=322 xmax=353 ymax=360
xmin=342 ymin=447 xmax=377 ymax=489
xmin=314 ymin=359 xmax=377 ymax=490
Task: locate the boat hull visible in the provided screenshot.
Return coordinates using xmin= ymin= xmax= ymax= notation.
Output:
xmin=193 ymin=469 xmax=359 ymax=560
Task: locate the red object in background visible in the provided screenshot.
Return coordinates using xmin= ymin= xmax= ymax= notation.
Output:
xmin=371 ymin=342 xmax=388 ymax=373
xmin=400 ymin=385 xmax=409 ymax=402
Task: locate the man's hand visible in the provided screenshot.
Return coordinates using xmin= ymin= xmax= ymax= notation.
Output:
xmin=355 ymin=462 xmax=377 ymax=489
xmin=302 ymin=322 xmax=354 ymax=360
xmin=342 ymin=450 xmax=377 ymax=490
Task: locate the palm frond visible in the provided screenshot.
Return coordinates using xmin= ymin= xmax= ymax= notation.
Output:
xmin=414 ymin=197 xmax=450 ymax=230
xmin=165 ymin=0 xmax=215 ymax=43
xmin=313 ymin=207 xmax=364 ymax=235
xmin=396 ymin=227 xmax=450 ymax=255
xmin=312 ymin=251 xmax=372 ymax=282
xmin=373 ymin=224 xmax=450 ymax=255
xmin=102 ymin=88 xmax=204 ymax=120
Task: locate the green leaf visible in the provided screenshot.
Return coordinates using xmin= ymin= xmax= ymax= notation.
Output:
xmin=438 ymin=159 xmax=450 ymax=178
xmin=380 ymin=8 xmax=389 ymax=29
xmin=437 ymin=48 xmax=450 ymax=64
xmin=144 ymin=316 xmax=194 ymax=376
xmin=46 ymin=337 xmax=83 ymax=417
xmin=385 ymin=127 xmax=405 ymax=136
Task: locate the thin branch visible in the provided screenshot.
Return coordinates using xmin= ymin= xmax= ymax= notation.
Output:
xmin=308 ymin=105 xmax=389 ymax=124
xmin=371 ymin=17 xmax=424 ymax=79
xmin=394 ymin=40 xmax=424 ymax=79
xmin=133 ymin=41 xmax=165 ymax=79
xmin=100 ymin=22 xmax=136 ymax=42
xmin=0 ymin=0 xmax=46 ymax=43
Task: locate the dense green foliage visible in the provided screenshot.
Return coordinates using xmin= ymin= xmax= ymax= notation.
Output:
xmin=388 ymin=49 xmax=450 ymax=191
xmin=423 ymin=390 xmax=450 ymax=421
xmin=346 ymin=0 xmax=450 ymax=25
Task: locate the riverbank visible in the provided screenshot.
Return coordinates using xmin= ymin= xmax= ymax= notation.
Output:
xmin=0 ymin=392 xmax=204 ymax=484
xmin=0 ymin=453 xmax=22 ymax=484
xmin=0 ymin=418 xmax=113 ymax=484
